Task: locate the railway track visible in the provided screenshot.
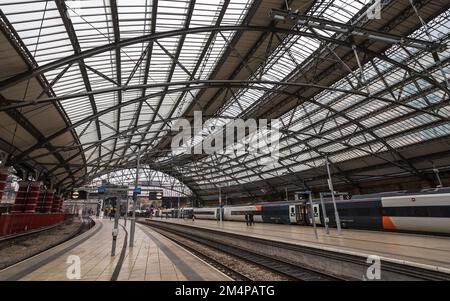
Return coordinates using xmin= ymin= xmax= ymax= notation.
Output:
xmin=139 ymin=221 xmax=342 ymax=281
xmin=0 ymin=216 xmax=93 ymax=270
xmin=139 ymin=220 xmax=450 ymax=281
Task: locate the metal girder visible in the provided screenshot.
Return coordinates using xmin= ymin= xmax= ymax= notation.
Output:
xmin=135 ymin=0 xmax=197 ymax=163
xmin=3 ymin=103 xmax=76 ymax=184
xmin=108 ymin=0 xmax=122 ymax=166
xmin=1 ymin=21 xmax=442 ymax=92
xmin=13 ymin=74 xmax=450 ymax=177
xmin=243 ymin=0 xmax=450 ymax=122
xmin=132 ymin=0 xmax=232 ymax=157
xmin=269 ymin=8 xmax=443 ymax=51
xmin=119 ymin=0 xmax=159 ymax=167
xmin=1 ymin=1 xmax=449 ymax=196
xmin=3 ymin=80 xmax=448 ymax=123
xmin=0 ymin=7 xmax=86 ymax=188
xmin=55 ymin=0 xmax=102 ymax=161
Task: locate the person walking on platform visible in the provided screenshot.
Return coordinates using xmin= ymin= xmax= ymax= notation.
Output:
xmin=249 ymin=213 xmax=254 ymax=226
xmin=245 ymin=212 xmax=249 ymax=226
xmin=192 ymin=214 xmax=195 ymax=222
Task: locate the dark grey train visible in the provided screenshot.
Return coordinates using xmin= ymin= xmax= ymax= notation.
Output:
xmin=157 ymin=188 xmax=450 ymax=235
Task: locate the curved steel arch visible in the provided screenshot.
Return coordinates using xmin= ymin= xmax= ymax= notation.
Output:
xmin=12 ymin=79 xmax=449 ymax=168
xmin=1 ymin=1 xmax=449 ymax=196
xmin=88 ymin=167 xmax=194 ymax=198
xmin=0 ymin=23 xmax=440 ymax=92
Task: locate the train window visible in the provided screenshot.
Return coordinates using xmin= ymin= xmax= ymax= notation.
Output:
xmin=382 ymin=206 xmax=450 ymax=218
xmin=193 ymin=211 xmax=215 ymax=215
xmin=231 ymin=210 xmax=262 ymax=215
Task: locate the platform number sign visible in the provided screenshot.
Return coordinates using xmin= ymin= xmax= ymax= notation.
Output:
xmin=134 ymin=187 xmax=142 ymax=194
xmin=98 ymin=186 xmax=105 ymax=194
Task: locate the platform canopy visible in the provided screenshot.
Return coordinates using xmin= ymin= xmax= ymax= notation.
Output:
xmin=0 ymin=0 xmax=449 ymax=200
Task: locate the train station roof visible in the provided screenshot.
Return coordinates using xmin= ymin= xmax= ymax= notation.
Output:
xmin=0 ymin=0 xmax=449 ymax=200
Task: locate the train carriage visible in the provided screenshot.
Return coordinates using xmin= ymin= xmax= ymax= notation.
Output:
xmin=381 ymin=193 xmax=450 ymax=234
xmin=193 ymin=207 xmax=218 ymax=220
xmin=223 ymin=205 xmax=263 ymax=222
xmin=157 ymin=189 xmax=450 ymax=235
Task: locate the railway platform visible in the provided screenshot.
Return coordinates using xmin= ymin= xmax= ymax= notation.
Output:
xmin=149 ymin=218 xmax=450 ymax=273
xmin=0 ymin=217 xmax=230 ymax=281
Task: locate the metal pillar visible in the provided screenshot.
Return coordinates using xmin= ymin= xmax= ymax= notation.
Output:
xmin=111 ymin=198 xmax=120 ymax=256
xmin=218 ymin=186 xmax=222 ymax=223
xmin=86 ymin=191 xmax=90 ymax=215
xmin=177 ymin=195 xmax=180 ymax=217
xmin=319 ymin=193 xmax=330 ymax=235
xmin=124 ymin=199 xmax=127 ymax=226
xmin=307 ymin=192 xmax=318 ymax=239
xmin=129 ymin=145 xmax=141 ymax=248
xmin=325 ymin=156 xmax=341 ymax=235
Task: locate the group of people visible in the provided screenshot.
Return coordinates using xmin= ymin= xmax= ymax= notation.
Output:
xmin=244 ymin=212 xmax=255 ymax=226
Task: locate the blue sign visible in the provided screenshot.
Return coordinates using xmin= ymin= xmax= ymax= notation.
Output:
xmin=98 ymin=186 xmax=105 ymax=194
xmin=134 ymin=187 xmax=142 ymax=194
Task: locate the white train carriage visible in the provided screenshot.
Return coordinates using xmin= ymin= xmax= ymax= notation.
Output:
xmin=193 ymin=207 xmax=218 ymax=220
xmin=180 ymin=207 xmax=193 ymax=218
xmin=223 ymin=205 xmax=263 ymax=222
xmin=381 ymin=193 xmax=450 ymax=234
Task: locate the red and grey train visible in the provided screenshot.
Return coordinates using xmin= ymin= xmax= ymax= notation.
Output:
xmin=162 ymin=188 xmax=450 ymax=235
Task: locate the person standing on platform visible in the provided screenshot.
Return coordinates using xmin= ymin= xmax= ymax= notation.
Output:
xmin=249 ymin=212 xmax=254 ymax=226
xmin=245 ymin=212 xmax=249 ymax=226
xmin=192 ymin=214 xmax=195 ymax=222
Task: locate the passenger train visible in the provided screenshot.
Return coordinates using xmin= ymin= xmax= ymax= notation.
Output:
xmin=156 ymin=188 xmax=450 ymax=235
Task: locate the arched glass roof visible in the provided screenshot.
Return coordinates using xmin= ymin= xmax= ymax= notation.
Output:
xmin=90 ymin=167 xmax=193 ymax=197
xmin=0 ymin=0 xmax=449 ymax=200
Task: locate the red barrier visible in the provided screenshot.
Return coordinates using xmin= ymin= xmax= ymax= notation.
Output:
xmin=43 ymin=190 xmax=54 ymax=213
xmin=36 ymin=190 xmax=46 ymax=213
xmin=24 ymin=181 xmax=40 ymax=213
xmin=51 ymin=195 xmax=61 ymax=213
xmin=0 ymin=167 xmax=8 ymax=200
xmin=58 ymin=198 xmax=64 ymax=212
xmin=0 ymin=213 xmax=66 ymax=237
xmin=11 ymin=181 xmax=28 ymax=213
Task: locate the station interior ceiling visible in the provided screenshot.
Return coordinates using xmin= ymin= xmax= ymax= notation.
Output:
xmin=0 ymin=0 xmax=450 ymax=204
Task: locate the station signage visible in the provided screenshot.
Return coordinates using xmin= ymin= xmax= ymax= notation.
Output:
xmin=98 ymin=186 xmax=105 ymax=194
xmin=149 ymin=190 xmax=163 ymax=200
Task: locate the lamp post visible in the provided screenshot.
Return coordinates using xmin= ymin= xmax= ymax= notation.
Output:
xmin=319 ymin=192 xmax=330 ymax=235
xmin=111 ymin=198 xmax=120 ymax=256
xmin=326 ymin=156 xmax=341 ymax=235
xmin=218 ymin=186 xmax=222 ymax=223
xmin=129 ymin=145 xmax=141 ymax=248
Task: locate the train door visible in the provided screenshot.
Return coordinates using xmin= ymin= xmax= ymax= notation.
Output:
xmin=291 ymin=204 xmax=307 ymax=225
xmin=313 ymin=204 xmax=322 ymax=225
xmin=289 ymin=205 xmax=296 ymax=224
